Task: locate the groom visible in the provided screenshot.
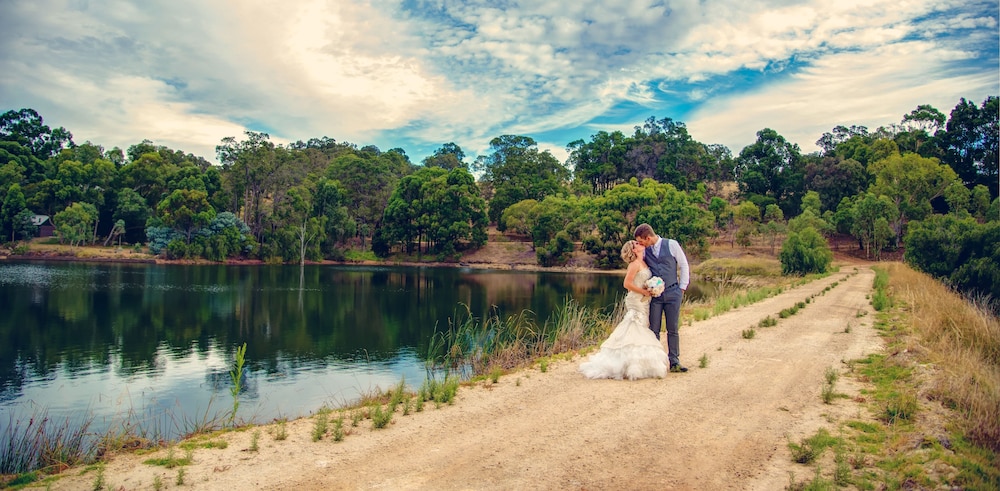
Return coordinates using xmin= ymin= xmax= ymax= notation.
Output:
xmin=634 ymin=223 xmax=690 ymax=373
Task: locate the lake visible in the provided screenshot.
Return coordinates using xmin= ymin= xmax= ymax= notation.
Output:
xmin=0 ymin=260 xmax=626 ymax=441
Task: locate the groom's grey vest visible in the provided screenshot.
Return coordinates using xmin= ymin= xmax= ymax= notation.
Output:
xmin=647 ymin=239 xmax=678 ymax=288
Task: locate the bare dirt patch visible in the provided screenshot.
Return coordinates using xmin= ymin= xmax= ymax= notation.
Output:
xmin=47 ymin=265 xmax=883 ymax=490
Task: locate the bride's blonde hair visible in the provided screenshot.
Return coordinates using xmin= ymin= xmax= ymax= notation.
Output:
xmin=620 ymin=240 xmax=638 ymax=263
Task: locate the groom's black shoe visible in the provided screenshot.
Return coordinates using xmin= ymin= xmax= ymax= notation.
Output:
xmin=670 ymin=364 xmax=688 ymax=373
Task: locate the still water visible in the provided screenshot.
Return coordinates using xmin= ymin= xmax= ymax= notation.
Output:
xmin=0 ymin=261 xmax=624 ymax=440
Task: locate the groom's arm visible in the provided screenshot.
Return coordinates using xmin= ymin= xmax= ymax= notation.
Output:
xmin=670 ymin=239 xmax=690 ymax=291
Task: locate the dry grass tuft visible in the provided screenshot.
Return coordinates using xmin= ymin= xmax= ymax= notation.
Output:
xmin=884 ymin=262 xmax=1000 ymax=453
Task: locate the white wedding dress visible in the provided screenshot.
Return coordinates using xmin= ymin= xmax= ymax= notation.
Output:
xmin=579 ymin=268 xmax=669 ymax=380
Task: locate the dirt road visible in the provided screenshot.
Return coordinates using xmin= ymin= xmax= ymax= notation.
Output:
xmin=51 ymin=266 xmax=880 ymax=490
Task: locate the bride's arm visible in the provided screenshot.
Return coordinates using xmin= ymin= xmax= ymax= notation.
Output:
xmin=623 ymin=262 xmax=649 ymax=296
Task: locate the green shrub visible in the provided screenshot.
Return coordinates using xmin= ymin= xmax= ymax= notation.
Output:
xmin=779 ymin=226 xmax=833 ymax=276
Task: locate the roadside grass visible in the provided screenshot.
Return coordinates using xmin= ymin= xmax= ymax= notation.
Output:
xmin=685 ymin=261 xmax=835 ymax=323
xmin=788 ymin=263 xmax=999 ymax=491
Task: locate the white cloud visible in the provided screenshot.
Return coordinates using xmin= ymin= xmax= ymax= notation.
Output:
xmin=0 ymin=0 xmax=995 ymax=166
xmin=686 ymin=40 xmax=999 ymax=153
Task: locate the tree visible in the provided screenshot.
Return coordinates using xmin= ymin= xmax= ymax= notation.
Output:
xmin=944 ymin=181 xmax=971 ymax=216
xmin=850 ymin=193 xmax=899 ymax=259
xmin=733 ymin=201 xmax=760 ymax=248
xmin=905 ymin=214 xmax=999 ymax=300
xmin=103 ymin=219 xmax=126 ymax=247
xmin=939 ymin=96 xmax=999 ymax=192
xmin=567 ymin=130 xmax=628 ymax=194
xmin=816 ymin=125 xmax=869 ymax=156
xmin=901 ymin=104 xmax=946 ymax=134
xmin=804 ymin=156 xmax=869 ymax=213
xmin=474 ymin=135 xmax=570 ymax=227
xmin=327 ymin=150 xmax=412 ymax=248
xmin=156 ymin=189 xmax=216 ymax=242
xmin=381 ymin=167 xmax=487 ymax=258
xmin=11 ymin=209 xmax=37 ymax=241
xmin=276 ymin=185 xmax=325 ymax=265
xmin=113 ymin=188 xmax=151 ymax=244
xmin=53 ymin=202 xmax=96 ymax=247
xmin=779 ymin=226 xmax=832 ymax=275
xmin=760 ymin=204 xmax=786 ymax=254
xmin=216 ymin=131 xmax=279 ymax=240
xmin=0 ymin=108 xmax=74 ymax=159
xmin=312 ymin=178 xmax=354 ymax=256
xmin=2 ymin=183 xmax=27 ymax=242
xmin=500 ymin=199 xmax=540 ymax=236
xmin=868 ymin=151 xmax=959 ymax=242
xmin=734 ymin=128 xmax=805 ymax=217
xmin=193 ymin=212 xmax=255 ymax=261
xmin=422 ymin=143 xmax=467 ymax=170
xmin=970 ymin=184 xmax=991 ymax=221
xmin=530 ymin=196 xmax=578 ymax=257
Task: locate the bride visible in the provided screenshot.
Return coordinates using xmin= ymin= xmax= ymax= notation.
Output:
xmin=579 ymin=240 xmax=669 ymax=380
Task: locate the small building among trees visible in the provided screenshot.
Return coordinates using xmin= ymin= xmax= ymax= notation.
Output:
xmin=30 ymin=214 xmax=54 ymax=237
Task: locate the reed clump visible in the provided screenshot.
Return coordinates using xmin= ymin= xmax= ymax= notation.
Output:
xmin=1 ymin=411 xmax=94 ymax=475
xmin=426 ymin=298 xmax=611 ymax=377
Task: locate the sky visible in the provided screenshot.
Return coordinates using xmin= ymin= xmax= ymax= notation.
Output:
xmin=1 ymin=0 xmax=997 ymax=166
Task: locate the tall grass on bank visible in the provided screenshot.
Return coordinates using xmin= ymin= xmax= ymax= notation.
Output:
xmin=1 ymin=410 xmax=94 ymax=475
xmin=426 ymin=298 xmax=613 ymax=376
xmin=882 ymin=263 xmax=1000 ymax=453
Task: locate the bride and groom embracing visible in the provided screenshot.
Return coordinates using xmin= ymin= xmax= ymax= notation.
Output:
xmin=579 ymin=223 xmax=690 ymax=380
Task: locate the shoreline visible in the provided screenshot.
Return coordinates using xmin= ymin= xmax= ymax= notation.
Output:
xmin=0 ymin=251 xmax=618 ymax=275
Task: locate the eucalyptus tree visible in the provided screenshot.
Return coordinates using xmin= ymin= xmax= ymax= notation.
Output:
xmin=499 ymin=199 xmax=540 ymax=236
xmin=732 ymin=200 xmax=760 ymax=249
xmin=0 ymin=108 xmax=74 ymax=160
xmin=118 ymin=151 xmax=177 ymax=209
xmin=422 ymin=142 xmax=467 ymax=170
xmin=113 ymin=187 xmax=151 ymax=243
xmin=816 ymin=125 xmax=869 ymax=156
xmin=474 ymin=135 xmax=570 ymax=228
xmin=326 ymin=148 xmax=413 ymax=248
xmin=803 ymin=155 xmax=869 ymax=212
xmin=216 ymin=131 xmax=280 ymax=241
xmin=530 ymin=195 xmax=581 ymax=266
xmin=868 ymin=151 xmax=959 ymax=242
xmin=582 ymin=178 xmax=656 ymax=268
xmin=422 ymin=167 xmax=488 ymax=256
xmin=272 ymin=184 xmax=325 ymax=265
xmin=312 ymin=178 xmax=354 ymax=256
xmin=904 ymin=214 xmax=1000 ymax=300
xmin=850 ymin=193 xmax=899 ymax=259
xmin=381 ymin=166 xmax=486 ymax=258
xmin=567 ymin=130 xmax=629 ymax=194
xmin=155 ymin=189 xmax=216 ymax=243
xmin=734 ymin=128 xmax=806 ymax=217
xmin=939 ymin=96 xmax=999 ymax=193
xmin=53 ymin=202 xmax=97 ymax=247
xmin=1 ymin=183 xmax=27 ymax=242
xmin=760 ymin=204 xmax=786 ymax=254
xmin=582 ymin=178 xmax=713 ymax=268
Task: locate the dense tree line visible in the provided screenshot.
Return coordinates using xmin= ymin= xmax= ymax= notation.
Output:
xmin=1 ymin=96 xmax=997 ymax=301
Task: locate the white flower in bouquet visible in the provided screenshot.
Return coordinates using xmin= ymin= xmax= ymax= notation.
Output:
xmin=645 ymin=276 xmax=665 ymax=297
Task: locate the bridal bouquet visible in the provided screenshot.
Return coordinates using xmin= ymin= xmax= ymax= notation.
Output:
xmin=645 ymin=276 xmax=665 ymax=297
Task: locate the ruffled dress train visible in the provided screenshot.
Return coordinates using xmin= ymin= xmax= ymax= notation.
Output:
xmin=579 ymin=268 xmax=668 ymax=380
